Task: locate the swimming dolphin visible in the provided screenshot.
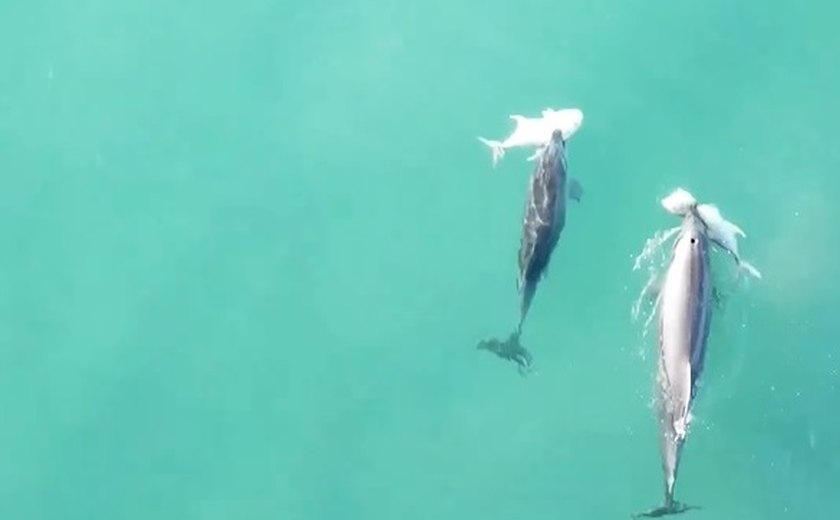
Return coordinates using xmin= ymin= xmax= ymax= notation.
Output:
xmin=478 ymin=128 xmax=583 ymax=374
xmin=635 ymin=188 xmax=760 ymax=517
xmin=477 ymin=108 xmax=583 ymax=167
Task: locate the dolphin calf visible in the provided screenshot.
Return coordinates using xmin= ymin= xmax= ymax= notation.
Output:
xmin=477 ymin=108 xmax=583 ymax=167
xmin=478 ymin=128 xmax=583 ymax=374
xmin=635 ymin=188 xmax=760 ymax=517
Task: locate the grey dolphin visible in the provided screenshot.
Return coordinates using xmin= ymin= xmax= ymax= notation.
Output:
xmin=478 ymin=128 xmax=583 ymax=374
xmin=636 ymin=188 xmax=760 ymax=517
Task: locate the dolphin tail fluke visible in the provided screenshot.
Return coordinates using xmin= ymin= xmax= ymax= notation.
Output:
xmin=632 ymin=500 xmax=700 ymax=518
xmin=477 ymin=137 xmax=505 ymax=167
xmin=475 ymin=277 xmax=539 ymax=376
xmin=476 ymin=330 xmax=533 ymax=376
xmin=568 ymin=178 xmax=584 ymax=202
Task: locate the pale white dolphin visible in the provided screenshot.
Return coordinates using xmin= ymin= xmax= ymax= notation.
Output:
xmin=477 ymin=108 xmax=583 ymax=167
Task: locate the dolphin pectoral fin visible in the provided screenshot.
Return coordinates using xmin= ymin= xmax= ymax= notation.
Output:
xmin=568 ymin=178 xmax=584 ymax=202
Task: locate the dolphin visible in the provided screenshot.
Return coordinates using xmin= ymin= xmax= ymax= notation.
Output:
xmin=477 ymin=108 xmax=583 ymax=167
xmin=478 ymin=128 xmax=583 ymax=374
xmin=635 ymin=188 xmax=760 ymax=517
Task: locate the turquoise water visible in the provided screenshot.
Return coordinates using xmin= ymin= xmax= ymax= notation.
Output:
xmin=1 ymin=1 xmax=839 ymax=518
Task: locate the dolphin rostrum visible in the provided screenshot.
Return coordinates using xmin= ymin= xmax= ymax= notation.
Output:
xmin=635 ymin=188 xmax=760 ymax=517
xmin=477 ymin=108 xmax=583 ymax=167
xmin=478 ymin=128 xmax=584 ymax=375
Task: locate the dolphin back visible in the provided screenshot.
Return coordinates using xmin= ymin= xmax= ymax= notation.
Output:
xmin=517 ymin=132 xmax=568 ymax=308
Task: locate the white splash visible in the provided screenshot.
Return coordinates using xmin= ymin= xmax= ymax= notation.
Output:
xmin=630 ymin=226 xmax=679 ymax=330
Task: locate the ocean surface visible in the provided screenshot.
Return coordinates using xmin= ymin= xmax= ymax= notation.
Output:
xmin=1 ymin=1 xmax=839 ymax=518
